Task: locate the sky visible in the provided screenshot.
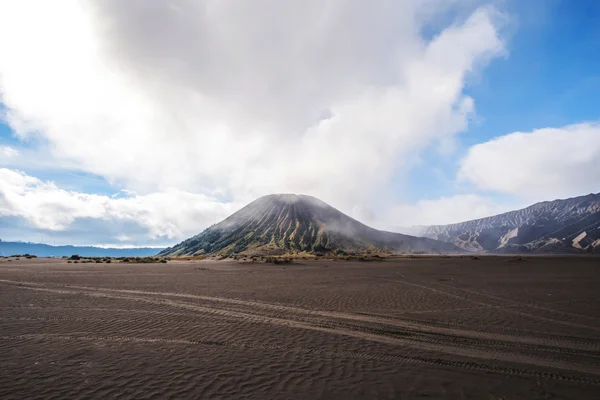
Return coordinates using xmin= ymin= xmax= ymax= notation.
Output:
xmin=0 ymin=0 xmax=598 ymax=247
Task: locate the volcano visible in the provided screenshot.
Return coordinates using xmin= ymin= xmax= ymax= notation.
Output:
xmin=159 ymin=194 xmax=462 ymax=256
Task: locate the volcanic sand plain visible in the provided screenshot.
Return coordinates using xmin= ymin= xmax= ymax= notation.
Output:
xmin=1 ymin=255 xmax=599 ymax=399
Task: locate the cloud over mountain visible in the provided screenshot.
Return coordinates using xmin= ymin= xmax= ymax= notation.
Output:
xmin=0 ymin=1 xmax=504 ymax=215
xmin=458 ymin=122 xmax=600 ymax=201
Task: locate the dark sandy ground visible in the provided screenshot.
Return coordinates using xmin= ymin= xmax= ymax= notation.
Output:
xmin=1 ymin=256 xmax=599 ymax=399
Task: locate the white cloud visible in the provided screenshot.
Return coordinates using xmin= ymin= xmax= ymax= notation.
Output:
xmin=0 ymin=0 xmax=505 ymax=216
xmin=0 ymin=168 xmax=236 ymax=242
xmin=458 ymin=122 xmax=600 ymax=200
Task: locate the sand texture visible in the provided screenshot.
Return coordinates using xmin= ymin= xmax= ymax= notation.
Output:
xmin=1 ymin=256 xmax=599 ymax=399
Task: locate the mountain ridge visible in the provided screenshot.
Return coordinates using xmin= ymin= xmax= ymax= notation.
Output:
xmin=159 ymin=194 xmax=462 ymax=256
xmin=417 ymin=193 xmax=600 ymax=253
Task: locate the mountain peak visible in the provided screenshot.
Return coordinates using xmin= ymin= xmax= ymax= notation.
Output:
xmin=254 ymin=193 xmax=326 ymax=206
xmin=159 ymin=194 xmax=461 ymax=256
xmin=259 ymin=193 xmax=310 ymax=199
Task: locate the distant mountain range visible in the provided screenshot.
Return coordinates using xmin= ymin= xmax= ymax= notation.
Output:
xmin=416 ymin=193 xmax=600 ymax=253
xmin=6 ymin=193 xmax=598 ymax=258
xmin=0 ymin=241 xmax=164 ymax=258
xmin=159 ymin=194 xmax=461 ymax=256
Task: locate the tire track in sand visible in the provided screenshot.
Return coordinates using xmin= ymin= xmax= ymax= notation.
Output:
xmin=3 ymin=279 xmax=598 ymax=352
xmin=2 ymin=279 xmax=600 ymax=378
xmin=62 ymin=282 xmax=600 ymax=352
